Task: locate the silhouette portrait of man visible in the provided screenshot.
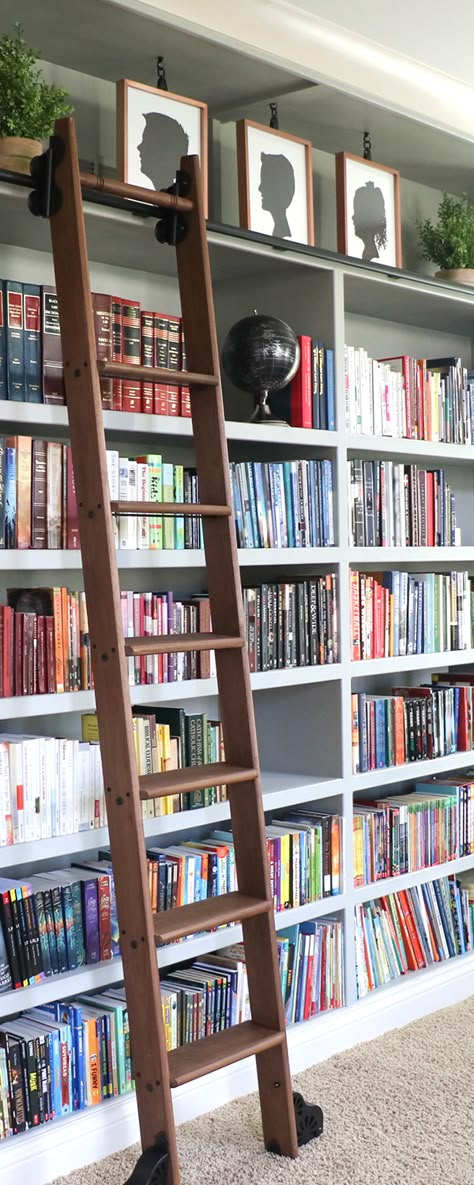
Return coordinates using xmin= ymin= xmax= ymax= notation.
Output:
xmin=352 ymin=179 xmax=388 ymax=261
xmin=138 ymin=111 xmax=189 ymax=191
xmin=259 ymin=152 xmax=296 ymax=239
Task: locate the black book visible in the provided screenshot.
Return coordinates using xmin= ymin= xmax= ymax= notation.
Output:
xmin=0 ymin=1031 xmax=27 ymax=1133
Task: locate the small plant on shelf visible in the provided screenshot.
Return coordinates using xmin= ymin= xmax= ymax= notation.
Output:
xmin=0 ymin=22 xmax=72 ymax=174
xmin=417 ymin=191 xmax=474 ymax=284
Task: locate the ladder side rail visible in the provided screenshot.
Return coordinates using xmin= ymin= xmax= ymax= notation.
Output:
xmin=176 ymin=153 xmax=298 ymax=1158
xmin=49 ymin=116 xmax=180 ymax=1178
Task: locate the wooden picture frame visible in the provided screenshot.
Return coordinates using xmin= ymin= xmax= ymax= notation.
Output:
xmin=116 ymin=78 xmax=208 ymax=217
xmin=236 ymin=119 xmax=314 ymax=247
xmin=336 ymin=152 xmax=402 ymax=268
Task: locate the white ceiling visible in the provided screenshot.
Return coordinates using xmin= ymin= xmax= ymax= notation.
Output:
xmin=291 ymin=0 xmax=474 ymax=87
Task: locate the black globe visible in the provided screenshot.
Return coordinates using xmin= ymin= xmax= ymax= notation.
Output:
xmin=221 ymin=314 xmax=300 ymax=398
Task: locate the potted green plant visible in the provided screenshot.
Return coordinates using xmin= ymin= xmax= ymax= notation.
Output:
xmin=417 ymin=192 xmax=474 ymax=285
xmin=0 ymin=23 xmax=72 ymax=175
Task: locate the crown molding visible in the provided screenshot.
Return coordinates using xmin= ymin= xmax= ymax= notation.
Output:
xmin=107 ymin=0 xmax=474 ymax=142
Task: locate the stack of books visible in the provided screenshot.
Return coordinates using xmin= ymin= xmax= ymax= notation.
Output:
xmin=350 ymin=569 xmax=472 ymax=660
xmin=355 ymin=875 xmax=473 ymax=996
xmin=231 ymin=459 xmax=335 ymax=548
xmin=353 ymin=778 xmax=474 ymax=886
xmin=348 ymin=459 xmax=459 ymax=547
xmin=243 ymin=576 xmax=338 ymax=669
xmin=352 ymin=677 xmax=474 ymax=773
xmin=345 ymin=347 xmax=474 ymax=443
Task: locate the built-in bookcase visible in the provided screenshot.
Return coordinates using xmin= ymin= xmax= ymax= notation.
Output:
xmin=1 ymin=183 xmax=474 ymax=1184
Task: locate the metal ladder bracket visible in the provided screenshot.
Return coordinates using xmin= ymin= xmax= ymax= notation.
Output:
xmin=124 ymin=1133 xmax=169 ymax=1185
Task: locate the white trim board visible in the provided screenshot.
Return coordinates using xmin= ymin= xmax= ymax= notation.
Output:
xmin=108 ymin=0 xmax=474 ymax=140
xmin=2 ymin=952 xmax=472 ymax=1185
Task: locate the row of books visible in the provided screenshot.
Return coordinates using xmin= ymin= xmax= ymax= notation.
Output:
xmin=354 ymin=873 xmax=474 ymax=996
xmin=345 ymin=348 xmax=474 ymax=444
xmin=0 ymin=588 xmax=91 ymax=698
xmin=269 ymin=336 xmax=336 ymax=430
xmin=350 ymin=570 xmax=472 ymax=661
xmin=348 ymin=460 xmax=460 ymax=548
xmin=0 ymin=920 xmax=344 ymax=1136
xmin=231 ymin=459 xmax=335 ymax=549
xmin=107 ymin=451 xmax=202 ymax=551
xmin=351 ymin=678 xmax=474 ymax=774
xmin=243 ymin=577 xmax=339 ymax=670
xmin=0 ymin=280 xmax=191 ymax=416
xmin=0 ymin=436 xmax=78 ymax=550
xmin=83 ymin=708 xmax=227 ymax=815
xmin=0 ymin=860 xmax=119 ymax=992
xmin=353 ymin=779 xmax=474 ymax=886
xmin=0 ymin=808 xmax=342 ymax=993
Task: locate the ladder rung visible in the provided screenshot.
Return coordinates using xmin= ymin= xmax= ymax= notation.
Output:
xmin=168 ymin=1021 xmax=285 ymax=1088
xmin=97 ymin=360 xmax=218 ymax=386
xmin=139 ymin=762 xmax=257 ymax=801
xmin=154 ymin=891 xmax=271 ymax=944
xmin=110 ymin=501 xmax=231 ymax=517
xmin=125 ymin=633 xmax=243 ymax=657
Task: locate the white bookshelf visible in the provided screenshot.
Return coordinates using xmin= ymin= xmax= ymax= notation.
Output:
xmin=1 ymin=22 xmax=474 ymax=1185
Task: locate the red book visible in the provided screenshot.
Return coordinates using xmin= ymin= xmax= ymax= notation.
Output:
xmin=141 ymin=311 xmax=154 ymax=414
xmin=3 ymin=605 xmax=13 ymax=698
xmin=393 ymin=893 xmax=419 ymax=971
xmin=37 ymin=616 xmax=46 ymax=695
xmin=14 ymin=612 xmax=24 ymax=697
xmin=66 ymin=447 xmax=80 ymax=550
xmin=167 ymin=315 xmax=181 ymax=417
xmin=92 ymin=292 xmax=113 ymax=410
xmin=290 ymin=335 xmax=312 ymax=427
xmin=111 ymin=297 xmax=122 ymax=411
xmin=426 ymin=470 xmax=434 ymax=547
xmin=122 ymin=300 xmax=141 ymax=413
xmin=46 ymin=617 xmax=55 ymax=694
xmin=180 ymin=326 xmax=191 ymax=417
xmin=41 ymin=286 xmax=65 ymax=404
xmin=153 ymin=313 xmax=169 ymax=414
xmin=398 ymin=889 xmax=426 ymax=969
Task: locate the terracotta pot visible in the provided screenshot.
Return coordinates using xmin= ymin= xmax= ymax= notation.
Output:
xmin=0 ymin=136 xmax=43 ymax=175
xmin=435 ymin=268 xmax=474 ymax=286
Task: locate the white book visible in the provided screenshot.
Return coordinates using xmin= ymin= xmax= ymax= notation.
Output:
xmin=137 ymin=460 xmax=150 ymax=550
xmin=0 ymin=742 xmax=10 ymax=847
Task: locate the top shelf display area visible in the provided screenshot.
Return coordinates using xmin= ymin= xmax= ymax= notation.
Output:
xmin=1 ymin=177 xmax=474 ymax=337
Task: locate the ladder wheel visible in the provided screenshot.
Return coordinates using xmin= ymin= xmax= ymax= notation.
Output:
xmin=124 ymin=1135 xmax=169 ymax=1185
xmin=293 ymin=1091 xmax=324 ymax=1146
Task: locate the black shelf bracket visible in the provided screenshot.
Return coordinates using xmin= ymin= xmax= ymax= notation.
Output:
xmin=28 ymin=136 xmax=65 ymax=219
xmin=124 ymin=1132 xmax=169 ymax=1184
xmin=155 ymin=169 xmax=191 ymax=246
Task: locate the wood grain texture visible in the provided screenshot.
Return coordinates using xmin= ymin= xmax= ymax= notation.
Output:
xmin=154 ymin=892 xmax=271 ymax=944
xmin=168 ymin=1022 xmax=284 ymax=1088
xmin=97 ymin=361 xmax=216 ymax=384
xmin=49 ymin=116 xmax=180 ymax=1181
xmin=125 ymin=633 xmax=243 ymax=656
xmin=175 ymin=152 xmax=298 ymax=1158
xmin=139 ymin=762 xmax=257 ymax=800
xmin=111 ymin=501 xmax=231 ymax=516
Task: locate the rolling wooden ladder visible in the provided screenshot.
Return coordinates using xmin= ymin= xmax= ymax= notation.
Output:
xmin=28 ymin=117 xmax=322 ymax=1185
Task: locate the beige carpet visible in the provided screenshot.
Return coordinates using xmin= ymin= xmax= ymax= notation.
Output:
xmin=51 ymin=997 xmax=474 ymax=1185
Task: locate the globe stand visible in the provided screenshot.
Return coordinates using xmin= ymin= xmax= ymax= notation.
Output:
xmin=250 ymin=389 xmax=288 ymax=426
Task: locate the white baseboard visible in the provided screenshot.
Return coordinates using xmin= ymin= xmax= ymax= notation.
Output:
xmin=2 ymin=952 xmax=473 ymax=1185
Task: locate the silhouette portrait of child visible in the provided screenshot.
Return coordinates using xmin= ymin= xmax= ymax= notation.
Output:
xmin=259 ymin=152 xmax=296 ymax=239
xmin=352 ymin=180 xmax=388 ymax=261
xmin=138 ymin=111 xmax=189 ymax=191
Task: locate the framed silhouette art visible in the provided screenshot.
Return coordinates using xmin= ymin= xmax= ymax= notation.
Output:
xmin=336 ymin=152 xmax=402 ymax=268
xmin=236 ymin=119 xmax=315 ymax=246
xmin=116 ymin=79 xmax=208 ymax=216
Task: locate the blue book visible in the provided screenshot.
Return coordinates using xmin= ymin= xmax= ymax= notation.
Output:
xmin=246 ymin=463 xmax=260 ymax=547
xmin=23 ymin=284 xmax=42 ymax=403
xmin=282 ymin=462 xmax=294 ymax=547
xmin=230 ymin=464 xmax=244 ymax=546
xmin=308 ymin=461 xmax=318 ymax=547
xmin=374 ymin=698 xmax=387 ymax=767
xmin=0 ymin=281 xmax=6 ymax=399
xmin=325 ymin=348 xmax=336 ymax=431
xmin=252 ymin=461 xmax=268 ymax=547
xmin=4 ymin=444 xmax=16 ymax=548
xmin=5 ymin=280 xmax=24 ymax=400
